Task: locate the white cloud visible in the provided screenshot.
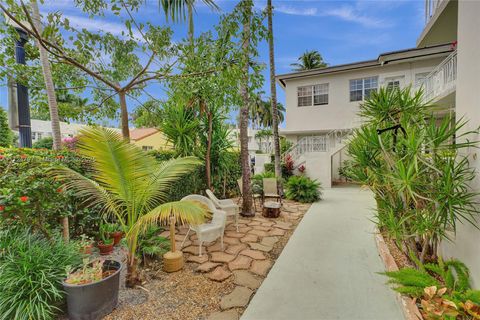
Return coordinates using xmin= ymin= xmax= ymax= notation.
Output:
xmin=275 ymin=5 xmax=318 ymax=16
xmin=322 ymin=5 xmax=388 ymax=28
xmin=63 ymin=15 xmax=144 ymax=40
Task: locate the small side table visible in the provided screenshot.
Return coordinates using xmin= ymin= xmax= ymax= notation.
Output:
xmin=262 ymin=201 xmax=281 ymax=218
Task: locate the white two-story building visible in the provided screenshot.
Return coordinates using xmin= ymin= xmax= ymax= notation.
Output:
xmin=277 ymin=44 xmax=455 ymax=187
xmin=278 ymin=0 xmax=480 ymax=286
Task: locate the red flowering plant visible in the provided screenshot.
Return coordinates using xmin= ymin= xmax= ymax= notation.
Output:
xmin=0 ymin=147 xmax=99 ymax=237
xmin=282 ymin=154 xmax=295 ymax=178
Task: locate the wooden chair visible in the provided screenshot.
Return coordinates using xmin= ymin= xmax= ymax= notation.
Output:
xmin=263 ymin=178 xmax=282 ymax=204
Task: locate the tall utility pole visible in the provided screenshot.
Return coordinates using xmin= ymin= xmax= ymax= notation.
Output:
xmin=14 ymin=28 xmax=32 ymax=148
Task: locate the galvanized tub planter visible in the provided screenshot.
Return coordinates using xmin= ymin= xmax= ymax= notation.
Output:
xmin=63 ymin=260 xmax=122 ymax=320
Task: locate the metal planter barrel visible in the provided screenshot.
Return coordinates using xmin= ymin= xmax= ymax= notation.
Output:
xmin=63 ymin=260 xmax=122 ymax=320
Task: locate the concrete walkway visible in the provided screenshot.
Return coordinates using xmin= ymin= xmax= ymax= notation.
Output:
xmin=241 ymin=187 xmax=404 ymax=320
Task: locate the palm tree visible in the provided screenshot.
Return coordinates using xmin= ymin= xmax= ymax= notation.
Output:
xmin=31 ymin=0 xmax=71 ymax=241
xmin=51 ymin=127 xmax=208 ymax=287
xmin=251 ymin=97 xmax=285 ymax=129
xmin=160 ymin=0 xmax=219 ymax=41
xmin=267 ymin=0 xmax=283 ymax=187
xmin=291 ymin=50 xmax=327 ymax=71
xmin=239 ymin=0 xmax=254 ymax=217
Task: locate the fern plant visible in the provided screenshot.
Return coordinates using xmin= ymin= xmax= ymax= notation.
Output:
xmin=382 ymin=258 xmax=480 ymax=319
xmin=285 ymin=175 xmax=322 ymax=203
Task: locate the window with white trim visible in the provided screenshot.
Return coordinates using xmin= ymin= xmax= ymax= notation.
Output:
xmin=349 ymin=76 xmax=378 ymax=101
xmin=415 ymin=72 xmax=429 ymax=88
xmin=385 ymin=76 xmax=404 ymax=90
xmin=297 ymin=84 xmax=329 ymax=107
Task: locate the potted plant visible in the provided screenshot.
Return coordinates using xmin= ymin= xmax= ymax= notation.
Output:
xmin=97 ymin=223 xmax=114 ymax=255
xmin=104 ymin=222 xmax=124 ymax=246
xmin=79 ymin=234 xmax=94 ymax=255
xmin=63 ymin=258 xmax=122 ymax=320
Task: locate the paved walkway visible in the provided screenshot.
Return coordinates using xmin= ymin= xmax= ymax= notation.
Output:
xmin=242 ymin=187 xmax=404 ymax=320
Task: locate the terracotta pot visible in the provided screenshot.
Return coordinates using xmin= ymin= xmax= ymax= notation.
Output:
xmin=80 ymin=244 xmax=93 ymax=255
xmin=110 ymin=231 xmax=124 ymax=246
xmin=97 ymin=242 xmax=114 ymax=255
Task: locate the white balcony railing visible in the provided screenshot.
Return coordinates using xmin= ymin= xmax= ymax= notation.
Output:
xmin=425 ymin=0 xmax=447 ymax=23
xmin=420 ymin=50 xmax=457 ymax=102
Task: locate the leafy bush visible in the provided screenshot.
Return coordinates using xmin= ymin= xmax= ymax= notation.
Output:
xmin=33 ymin=137 xmax=54 ymax=149
xmin=148 ymin=149 xmax=241 ymax=199
xmin=138 ymin=225 xmax=170 ymax=264
xmin=264 ymin=162 xmax=275 ymax=173
xmin=285 ymin=175 xmax=322 ymax=203
xmin=0 ymin=147 xmax=100 ymax=237
xmin=383 ymin=258 xmax=480 ymax=319
xmin=0 ymin=108 xmax=13 ymax=147
xmin=347 ymin=87 xmax=479 ymax=262
xmin=0 ymin=227 xmax=82 ymax=320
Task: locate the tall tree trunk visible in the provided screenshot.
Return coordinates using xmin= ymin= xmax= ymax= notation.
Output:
xmin=239 ymin=0 xmax=254 ymax=217
xmin=206 ymin=111 xmax=213 ymax=190
xmin=32 ymin=0 xmax=69 ymax=241
xmin=187 ymin=2 xmax=194 ymax=44
xmin=118 ymin=91 xmax=130 ymax=141
xmin=267 ymin=0 xmax=282 ymax=193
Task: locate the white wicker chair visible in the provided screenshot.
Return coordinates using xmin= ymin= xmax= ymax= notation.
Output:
xmin=205 ymin=189 xmax=239 ymax=232
xmin=180 ymin=195 xmax=227 ymax=256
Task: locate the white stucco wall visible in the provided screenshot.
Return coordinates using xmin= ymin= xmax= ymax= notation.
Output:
xmin=439 ymin=0 xmax=480 ymax=287
xmin=282 ymin=58 xmax=445 ymax=134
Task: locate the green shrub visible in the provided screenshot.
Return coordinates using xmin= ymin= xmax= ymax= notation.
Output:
xmin=33 ymin=137 xmax=54 ymax=149
xmin=382 ymin=258 xmax=480 ymax=317
xmin=0 ymin=147 xmax=100 ymax=237
xmin=147 ymin=149 xmax=241 ymax=199
xmin=0 ymin=108 xmax=13 ymax=147
xmin=264 ymin=163 xmax=275 ymax=173
xmin=285 ymin=175 xmax=322 ymax=203
xmin=0 ymin=227 xmax=82 ymax=320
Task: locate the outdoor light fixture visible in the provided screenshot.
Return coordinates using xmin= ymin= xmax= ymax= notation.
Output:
xmin=4 ymin=13 xmax=32 ymax=147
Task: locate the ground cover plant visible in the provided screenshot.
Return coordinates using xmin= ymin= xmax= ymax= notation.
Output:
xmin=0 ymin=226 xmax=82 ymax=320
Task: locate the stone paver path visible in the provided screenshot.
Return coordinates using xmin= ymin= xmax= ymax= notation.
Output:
xmin=162 ymin=200 xmax=311 ymax=320
xmin=242 ymin=187 xmax=404 ymax=320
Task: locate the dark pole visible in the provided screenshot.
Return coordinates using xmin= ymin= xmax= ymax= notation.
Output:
xmin=15 ymin=28 xmax=32 ymax=148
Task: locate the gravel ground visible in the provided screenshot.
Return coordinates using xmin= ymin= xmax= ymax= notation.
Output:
xmin=101 ymin=200 xmax=311 ymax=320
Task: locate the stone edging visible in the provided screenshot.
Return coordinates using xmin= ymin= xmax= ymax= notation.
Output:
xmin=373 ymin=230 xmax=423 ymax=320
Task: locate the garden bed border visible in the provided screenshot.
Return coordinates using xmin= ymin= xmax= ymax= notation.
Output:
xmin=374 ymin=229 xmax=423 ymax=320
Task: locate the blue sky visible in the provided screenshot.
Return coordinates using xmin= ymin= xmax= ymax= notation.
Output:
xmin=0 ymin=0 xmax=426 ymax=127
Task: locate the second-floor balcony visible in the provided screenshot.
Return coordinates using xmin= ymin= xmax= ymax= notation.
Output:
xmin=419 ymin=49 xmax=457 ymax=102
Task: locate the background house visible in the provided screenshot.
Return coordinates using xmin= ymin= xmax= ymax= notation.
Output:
xmin=129 ymin=128 xmax=172 ymax=151
xmin=277 ymin=44 xmax=454 ymax=188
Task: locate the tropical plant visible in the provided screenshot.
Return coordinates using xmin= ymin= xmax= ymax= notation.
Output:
xmin=137 ymin=225 xmax=170 ymax=264
xmin=250 ymin=97 xmax=285 ymax=129
xmin=160 ymin=0 xmax=219 ymax=41
xmin=285 ymin=175 xmax=322 ymax=203
xmin=160 ymin=104 xmax=200 ymax=157
xmin=0 ymin=107 xmax=13 ymax=147
xmin=291 ymin=50 xmax=327 ymax=71
xmin=383 ymin=257 xmax=480 ymax=319
xmin=51 ymin=127 xmax=208 ymax=287
xmin=346 ymin=86 xmax=479 ymax=262
xmin=0 ymin=227 xmax=82 ymax=320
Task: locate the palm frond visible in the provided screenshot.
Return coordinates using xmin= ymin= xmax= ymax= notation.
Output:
xmin=127 ymin=200 xmax=209 ymax=254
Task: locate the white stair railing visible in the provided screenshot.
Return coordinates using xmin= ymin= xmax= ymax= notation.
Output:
xmin=419 ymin=50 xmax=457 ymax=102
